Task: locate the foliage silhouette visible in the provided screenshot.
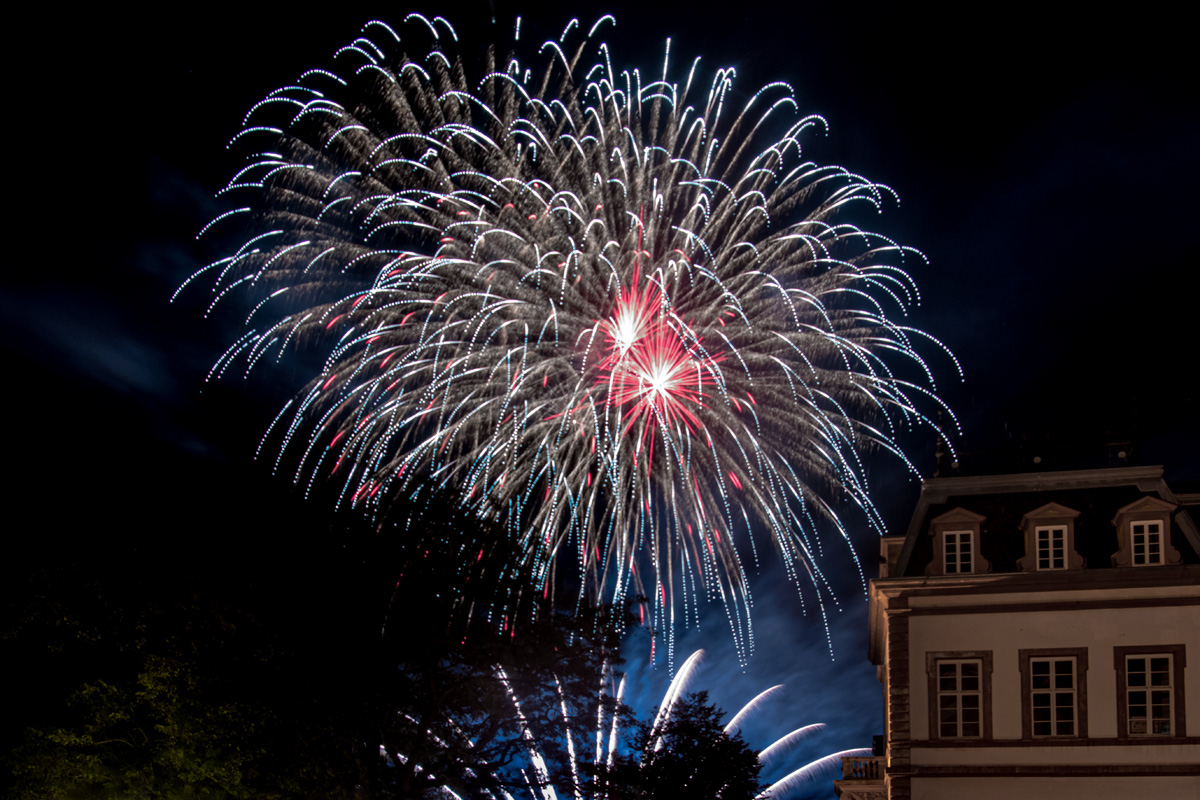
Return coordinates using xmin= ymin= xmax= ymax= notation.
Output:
xmin=602 ymin=691 xmax=763 ymax=800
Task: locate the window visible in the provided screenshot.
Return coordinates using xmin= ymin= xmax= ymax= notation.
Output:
xmin=938 ymin=660 xmax=982 ymax=737
xmin=1020 ymin=647 xmax=1088 ymax=739
xmin=1130 ymin=521 xmax=1163 ymax=566
xmin=944 ymin=531 xmax=973 ymax=575
xmin=926 ymin=508 xmax=989 ymax=576
xmin=1032 ymin=658 xmax=1075 ymax=734
xmin=1110 ymin=496 xmax=1180 ymax=567
xmin=1017 ymin=503 xmax=1082 ymax=572
xmin=1114 ymin=645 xmax=1187 ymax=738
xmin=1126 ymin=655 xmax=1171 ymax=733
xmin=1036 ymin=525 xmax=1067 ymax=570
xmin=926 ymin=651 xmax=993 ymax=740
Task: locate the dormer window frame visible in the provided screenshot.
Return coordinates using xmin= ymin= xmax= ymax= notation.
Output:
xmin=1036 ymin=526 xmax=1067 ymax=569
xmin=926 ymin=508 xmax=990 ymax=577
xmin=944 ymin=530 xmax=974 ymax=574
xmin=1111 ymin=496 xmax=1180 ymax=568
xmin=1017 ymin=502 xmax=1084 ymax=572
xmin=1131 ymin=521 xmax=1164 ymax=566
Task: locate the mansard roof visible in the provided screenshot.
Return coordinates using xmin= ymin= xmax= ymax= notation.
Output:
xmin=893 ymin=465 xmax=1200 ymax=577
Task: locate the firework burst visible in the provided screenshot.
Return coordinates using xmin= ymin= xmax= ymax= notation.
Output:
xmin=181 ymin=14 xmax=958 ymax=664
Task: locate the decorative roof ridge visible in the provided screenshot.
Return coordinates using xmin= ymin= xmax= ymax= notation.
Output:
xmin=920 ymin=466 xmax=1165 ymax=503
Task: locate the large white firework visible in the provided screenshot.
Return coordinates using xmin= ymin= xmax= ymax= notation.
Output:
xmin=181 ymin=14 xmax=957 ymax=663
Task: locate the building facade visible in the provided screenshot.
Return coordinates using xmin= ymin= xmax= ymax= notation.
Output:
xmin=835 ymin=465 xmax=1200 ymax=800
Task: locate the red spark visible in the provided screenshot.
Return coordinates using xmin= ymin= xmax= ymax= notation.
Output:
xmin=593 ymin=280 xmax=721 ymax=446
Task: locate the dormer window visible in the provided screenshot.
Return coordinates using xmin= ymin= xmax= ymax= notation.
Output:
xmin=1036 ymin=526 xmax=1066 ymax=569
xmin=944 ymin=531 xmax=974 ymax=574
xmin=1111 ymin=496 xmax=1180 ymax=568
xmin=927 ymin=508 xmax=989 ymax=576
xmin=1017 ymin=503 xmax=1083 ymax=572
xmin=1131 ymin=521 xmax=1163 ymax=565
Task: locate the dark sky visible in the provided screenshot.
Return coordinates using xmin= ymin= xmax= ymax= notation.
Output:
xmin=8 ymin=2 xmax=1197 ymax=796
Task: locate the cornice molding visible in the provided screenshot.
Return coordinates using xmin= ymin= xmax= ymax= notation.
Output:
xmin=921 ymin=466 xmax=1166 ymax=503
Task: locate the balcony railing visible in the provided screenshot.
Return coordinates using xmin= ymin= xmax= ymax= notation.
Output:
xmin=840 ymin=755 xmax=884 ymax=780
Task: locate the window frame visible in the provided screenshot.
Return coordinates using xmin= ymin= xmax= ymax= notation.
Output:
xmin=1035 ymin=525 xmax=1067 ymax=570
xmin=926 ymin=651 xmax=993 ymax=741
xmin=1019 ymin=647 xmax=1088 ymax=740
xmin=1017 ymin=502 xmax=1083 ymax=572
xmin=943 ymin=530 xmax=974 ymax=575
xmin=1114 ymin=644 xmax=1187 ymax=739
xmin=1110 ymin=496 xmax=1180 ymax=567
xmin=1130 ymin=520 xmax=1164 ymax=566
xmin=926 ymin=507 xmax=989 ymax=577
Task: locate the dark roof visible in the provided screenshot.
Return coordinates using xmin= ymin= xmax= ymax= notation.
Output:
xmin=895 ymin=466 xmax=1200 ymax=577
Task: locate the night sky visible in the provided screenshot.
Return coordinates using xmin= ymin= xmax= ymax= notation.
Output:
xmin=8 ymin=2 xmax=1197 ymax=796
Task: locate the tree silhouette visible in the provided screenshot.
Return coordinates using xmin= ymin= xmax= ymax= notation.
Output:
xmin=346 ymin=487 xmax=629 ymax=797
xmin=602 ymin=691 xmax=763 ymax=800
xmin=13 ymin=486 xmax=780 ymax=800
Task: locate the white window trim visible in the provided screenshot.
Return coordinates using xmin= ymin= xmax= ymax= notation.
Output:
xmin=1130 ymin=521 xmax=1164 ymax=566
xmin=1020 ymin=647 xmax=1088 ymax=741
xmin=1125 ymin=653 xmax=1174 ymax=735
xmin=1035 ymin=525 xmax=1068 ymax=571
xmin=936 ymin=658 xmax=984 ymax=738
xmin=943 ymin=530 xmax=974 ymax=575
xmin=1030 ymin=656 xmax=1078 ymax=737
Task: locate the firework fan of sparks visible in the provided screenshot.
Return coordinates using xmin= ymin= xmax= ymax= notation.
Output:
xmin=180 ymin=13 xmax=959 ymax=665
xmin=491 ymin=649 xmax=862 ymax=800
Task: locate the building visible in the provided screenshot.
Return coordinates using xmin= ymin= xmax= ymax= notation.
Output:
xmin=834 ymin=465 xmax=1200 ymax=800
